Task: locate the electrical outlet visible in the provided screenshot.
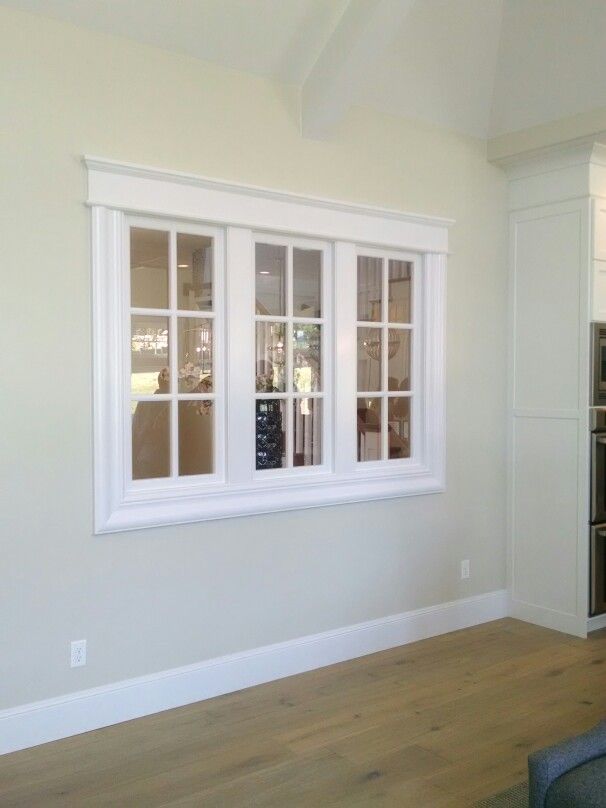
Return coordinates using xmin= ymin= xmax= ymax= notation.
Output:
xmin=70 ymin=639 xmax=87 ymax=668
xmin=461 ymin=559 xmax=470 ymax=580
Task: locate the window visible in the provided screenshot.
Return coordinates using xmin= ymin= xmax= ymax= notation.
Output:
xmin=88 ymin=157 xmax=448 ymax=532
xmin=254 ymin=237 xmax=330 ymax=473
xmin=356 ymin=252 xmax=415 ymax=463
xmin=128 ymin=221 xmax=223 ymax=485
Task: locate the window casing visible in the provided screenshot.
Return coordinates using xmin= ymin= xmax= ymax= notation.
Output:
xmin=88 ymin=157 xmax=448 ymax=532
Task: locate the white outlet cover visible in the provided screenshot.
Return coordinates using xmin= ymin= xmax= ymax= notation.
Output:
xmin=461 ymin=560 xmax=470 ymax=580
xmin=70 ymin=639 xmax=87 ymax=668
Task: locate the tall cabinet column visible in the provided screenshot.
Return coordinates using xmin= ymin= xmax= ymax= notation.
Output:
xmin=498 ymin=139 xmax=606 ymax=637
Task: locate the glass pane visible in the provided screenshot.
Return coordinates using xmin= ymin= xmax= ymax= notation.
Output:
xmin=388 ymin=260 xmax=412 ymax=323
xmin=293 ymin=398 xmax=321 ymax=467
xmin=387 ymin=330 xmax=411 ymax=391
xmin=255 ymin=243 xmax=286 ymax=316
xmin=293 ymin=324 xmax=321 ymax=392
xmin=293 ymin=248 xmax=321 ymax=318
xmin=256 ymin=322 xmax=286 ymax=392
xmin=131 ymin=400 xmax=170 ymax=480
xmin=131 ymin=315 xmax=169 ymax=395
xmin=357 ymin=256 xmax=382 ymax=322
xmin=256 ymin=399 xmax=286 ymax=470
xmin=388 ymin=397 xmax=411 ymax=459
xmin=178 ymin=318 xmax=213 ymax=393
xmin=177 ymin=233 xmax=213 ymax=311
xmin=357 ymin=398 xmax=382 ymax=462
xmin=179 ymin=401 xmax=213 ymax=475
xmin=130 ymin=228 xmax=169 ymax=309
xmin=357 ymin=327 xmax=381 ymax=392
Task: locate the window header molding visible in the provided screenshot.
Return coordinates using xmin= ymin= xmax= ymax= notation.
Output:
xmin=84 ymin=156 xmax=453 ymax=255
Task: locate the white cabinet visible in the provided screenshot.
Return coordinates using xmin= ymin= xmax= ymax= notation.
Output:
xmin=592 ymin=201 xmax=606 ymax=321
xmin=497 ymin=139 xmax=606 ymax=637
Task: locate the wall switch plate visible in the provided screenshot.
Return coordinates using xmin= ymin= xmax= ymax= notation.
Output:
xmin=70 ymin=639 xmax=87 ymax=668
xmin=461 ymin=559 xmax=470 ymax=580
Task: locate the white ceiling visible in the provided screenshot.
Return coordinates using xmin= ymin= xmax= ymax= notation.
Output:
xmin=5 ymin=0 xmax=606 ymax=139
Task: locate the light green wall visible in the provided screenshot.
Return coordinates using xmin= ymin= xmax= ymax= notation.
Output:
xmin=488 ymin=105 xmax=606 ymax=162
xmin=0 ymin=5 xmax=508 ymax=709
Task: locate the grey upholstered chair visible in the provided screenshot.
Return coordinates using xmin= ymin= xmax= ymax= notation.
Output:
xmin=528 ymin=720 xmax=606 ymax=807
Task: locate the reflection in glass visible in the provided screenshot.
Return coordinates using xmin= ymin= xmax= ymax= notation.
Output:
xmin=178 ymin=318 xmax=213 ymax=393
xmin=293 ymin=398 xmax=321 ymax=466
xmin=178 ymin=401 xmax=213 ymax=475
xmin=255 ymin=243 xmax=286 ymax=316
xmin=293 ymin=324 xmax=321 ymax=392
xmin=293 ymin=248 xmax=321 ymax=318
xmin=131 ymin=400 xmax=170 ymax=479
xmin=357 ymin=398 xmax=382 ymax=462
xmin=357 ymin=327 xmax=381 ymax=392
xmin=256 ymin=399 xmax=286 ymax=470
xmin=256 ymin=322 xmax=286 ymax=392
xmin=387 ymin=330 xmax=411 ymax=391
xmin=388 ymin=397 xmax=411 ymax=459
xmin=357 ymin=256 xmax=382 ymax=322
xmin=130 ymin=228 xmax=169 ymax=309
xmin=131 ymin=315 xmax=169 ymax=395
xmin=177 ymin=233 xmax=213 ymax=311
xmin=388 ymin=260 xmax=412 ymax=323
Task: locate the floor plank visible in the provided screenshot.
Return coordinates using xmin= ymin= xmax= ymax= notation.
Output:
xmin=1 ymin=619 xmax=605 ymax=807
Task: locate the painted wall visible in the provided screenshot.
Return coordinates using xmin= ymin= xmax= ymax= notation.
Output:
xmin=0 ymin=5 xmax=508 ymax=709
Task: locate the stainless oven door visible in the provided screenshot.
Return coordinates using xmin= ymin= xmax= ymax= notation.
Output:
xmin=592 ymin=433 xmax=606 ymax=524
xmin=593 ymin=325 xmax=606 ymax=404
xmin=591 ymin=525 xmax=606 ymax=616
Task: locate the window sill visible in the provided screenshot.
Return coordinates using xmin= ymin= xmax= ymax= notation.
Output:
xmin=96 ymin=469 xmax=445 ymax=533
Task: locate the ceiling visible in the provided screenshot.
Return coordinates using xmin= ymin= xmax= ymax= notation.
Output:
xmin=4 ymin=0 xmax=606 ymax=139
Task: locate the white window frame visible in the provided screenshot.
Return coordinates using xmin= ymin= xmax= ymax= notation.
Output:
xmin=87 ymin=157 xmax=450 ymax=533
xmin=355 ymin=246 xmax=421 ymax=468
xmin=252 ymin=233 xmax=333 ymax=481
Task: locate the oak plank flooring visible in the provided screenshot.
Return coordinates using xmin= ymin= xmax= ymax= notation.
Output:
xmin=1 ymin=618 xmax=605 ymax=807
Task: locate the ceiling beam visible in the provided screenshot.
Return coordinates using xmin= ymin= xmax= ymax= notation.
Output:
xmin=301 ymin=0 xmax=417 ymax=139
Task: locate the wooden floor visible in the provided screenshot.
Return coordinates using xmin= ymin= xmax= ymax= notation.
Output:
xmin=1 ymin=619 xmax=606 ymax=807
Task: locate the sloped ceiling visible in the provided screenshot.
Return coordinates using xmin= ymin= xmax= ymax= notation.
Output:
xmin=4 ymin=0 xmax=606 ymax=140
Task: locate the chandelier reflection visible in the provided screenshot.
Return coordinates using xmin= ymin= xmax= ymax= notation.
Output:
xmin=362 ymin=329 xmax=402 ymax=361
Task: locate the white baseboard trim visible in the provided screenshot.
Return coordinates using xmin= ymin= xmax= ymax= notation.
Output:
xmin=0 ymin=589 xmax=508 ymax=756
xmin=588 ymin=613 xmax=606 ymax=632
xmin=510 ymin=598 xmax=587 ymax=638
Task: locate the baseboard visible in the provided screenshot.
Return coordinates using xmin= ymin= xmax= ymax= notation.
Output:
xmin=0 ymin=589 xmax=508 ymax=756
xmin=510 ymin=598 xmax=587 ymax=638
xmin=587 ymin=612 xmax=606 ymax=632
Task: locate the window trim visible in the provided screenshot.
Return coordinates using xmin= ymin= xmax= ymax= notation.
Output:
xmin=88 ymin=157 xmax=450 ymax=533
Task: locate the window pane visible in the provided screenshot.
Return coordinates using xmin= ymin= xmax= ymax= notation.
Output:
xmin=177 ymin=233 xmax=213 ymax=311
xmin=178 ymin=318 xmax=213 ymax=393
xmin=293 ymin=324 xmax=321 ymax=392
xmin=178 ymin=401 xmax=213 ymax=475
xmin=130 ymin=228 xmax=169 ymax=309
xmin=293 ymin=248 xmax=321 ymax=318
xmin=357 ymin=256 xmax=382 ymax=322
xmin=388 ymin=260 xmax=412 ymax=323
xmin=256 ymin=399 xmax=286 ymax=470
xmin=255 ymin=243 xmax=286 ymax=316
xmin=131 ymin=400 xmax=170 ymax=479
xmin=357 ymin=327 xmax=381 ymax=392
xmin=388 ymin=397 xmax=411 ymax=459
xmin=357 ymin=398 xmax=382 ymax=462
xmin=387 ymin=330 xmax=411 ymax=391
xmin=131 ymin=315 xmax=169 ymax=395
xmin=256 ymin=322 xmax=286 ymax=392
xmin=293 ymin=398 xmax=321 ymax=466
